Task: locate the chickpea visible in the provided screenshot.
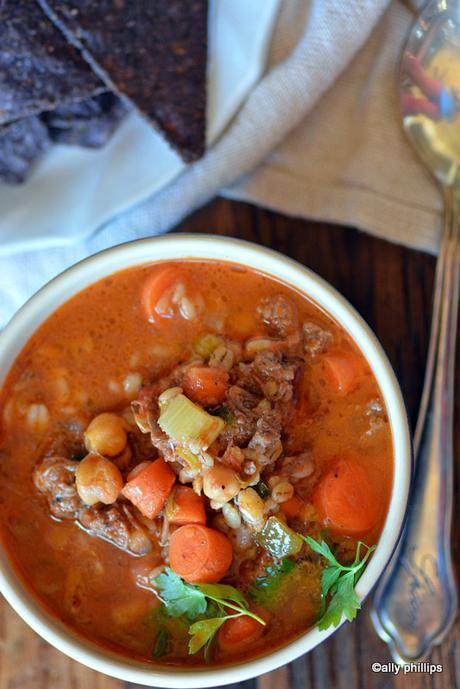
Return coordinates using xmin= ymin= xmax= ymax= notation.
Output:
xmin=203 ymin=464 xmax=240 ymax=503
xmin=84 ymin=412 xmax=127 ymax=456
xmin=75 ymin=453 xmax=123 ymax=505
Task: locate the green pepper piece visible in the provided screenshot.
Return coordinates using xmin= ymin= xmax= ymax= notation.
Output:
xmin=258 ymin=516 xmax=304 ymax=558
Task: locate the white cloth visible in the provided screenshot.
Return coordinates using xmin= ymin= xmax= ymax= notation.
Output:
xmin=0 ymin=0 xmax=440 ymax=327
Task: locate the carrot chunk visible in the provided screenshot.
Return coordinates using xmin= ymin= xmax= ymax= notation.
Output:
xmin=122 ymin=457 xmax=175 ymax=519
xmin=313 ymin=459 xmax=380 ymax=536
xmin=182 ymin=366 xmax=229 ymax=406
xmin=322 ymin=353 xmax=363 ymax=396
xmin=141 ymin=267 xmax=183 ymax=323
xmin=218 ymin=614 xmax=264 ymax=653
xmin=169 ymin=485 xmax=206 ymax=526
xmin=169 ymin=524 xmax=233 ymax=583
xmin=280 ymin=494 xmax=305 ymax=520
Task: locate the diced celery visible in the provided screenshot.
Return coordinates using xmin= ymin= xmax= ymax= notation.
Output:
xmin=176 ymin=447 xmax=201 ymax=470
xmin=258 ymin=516 xmax=304 ymax=559
xmin=158 ymin=394 xmax=224 ymax=450
xmin=164 ymin=492 xmax=176 ymax=521
xmin=194 ymin=333 xmax=223 ymax=359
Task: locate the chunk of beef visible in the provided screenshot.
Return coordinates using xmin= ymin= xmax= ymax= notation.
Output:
xmin=78 ymin=502 xmax=152 ymax=555
xmin=34 ymin=456 xmax=81 ymax=520
xmin=132 ymin=387 xmax=175 ymax=462
xmin=303 ymin=321 xmax=332 ymax=357
xmin=38 ymin=421 xmax=87 ymax=461
xmin=218 ymin=411 xmax=257 ymax=447
xmin=256 ymin=294 xmax=298 ymax=336
xmin=237 ymin=351 xmax=297 ymax=403
xmin=247 ymin=411 xmax=283 ymax=468
xmin=226 ymin=385 xmax=260 ymax=412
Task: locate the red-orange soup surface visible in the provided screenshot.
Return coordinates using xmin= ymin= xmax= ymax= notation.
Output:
xmin=0 ymin=260 xmax=393 ymax=666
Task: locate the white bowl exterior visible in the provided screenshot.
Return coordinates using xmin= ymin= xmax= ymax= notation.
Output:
xmin=0 ymin=235 xmax=411 ymax=687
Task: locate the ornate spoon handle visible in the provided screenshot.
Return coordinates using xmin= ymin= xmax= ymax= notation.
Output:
xmin=371 ymin=185 xmax=459 ymax=662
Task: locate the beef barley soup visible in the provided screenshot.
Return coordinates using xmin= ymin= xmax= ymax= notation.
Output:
xmin=0 ymin=260 xmax=393 ymax=666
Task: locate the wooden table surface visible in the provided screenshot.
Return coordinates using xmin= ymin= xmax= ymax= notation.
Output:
xmin=0 ymin=198 xmax=458 ymax=689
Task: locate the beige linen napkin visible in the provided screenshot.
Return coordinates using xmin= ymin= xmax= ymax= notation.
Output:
xmin=0 ymin=0 xmax=441 ymax=326
xmin=225 ymin=0 xmax=442 ymax=254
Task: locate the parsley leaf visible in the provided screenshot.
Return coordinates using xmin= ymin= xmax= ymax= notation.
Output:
xmin=155 ymin=567 xmax=207 ymax=619
xmin=302 ymin=535 xmax=375 ymax=631
xmin=196 ymin=582 xmax=248 ymax=609
xmin=188 ymin=616 xmax=228 ymax=655
xmin=153 ymin=568 xmax=265 ymax=657
xmin=152 ymin=626 xmax=169 ymax=657
xmin=250 ymin=559 xmax=297 ymax=607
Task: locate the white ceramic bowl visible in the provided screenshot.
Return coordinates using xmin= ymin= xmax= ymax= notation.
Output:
xmin=0 ymin=235 xmax=411 ymax=687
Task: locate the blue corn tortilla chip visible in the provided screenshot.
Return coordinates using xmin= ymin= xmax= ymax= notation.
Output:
xmin=0 ymin=0 xmax=103 ymax=126
xmin=36 ymin=0 xmax=208 ymax=162
xmin=43 ymin=92 xmax=129 ymax=148
xmin=0 ymin=117 xmax=51 ymax=185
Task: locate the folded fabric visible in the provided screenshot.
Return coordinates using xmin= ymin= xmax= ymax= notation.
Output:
xmin=0 ymin=0 xmax=440 ymax=328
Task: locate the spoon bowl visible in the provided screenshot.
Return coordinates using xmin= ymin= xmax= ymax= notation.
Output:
xmin=372 ymin=0 xmax=460 ymax=664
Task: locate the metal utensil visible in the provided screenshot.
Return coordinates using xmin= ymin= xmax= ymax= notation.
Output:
xmin=371 ymin=0 xmax=459 ymax=664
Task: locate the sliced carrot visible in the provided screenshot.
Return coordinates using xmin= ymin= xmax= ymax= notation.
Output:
xmin=218 ymin=614 xmax=264 ymax=653
xmin=182 ymin=366 xmax=229 ymax=406
xmin=141 ymin=267 xmax=183 ymax=323
xmin=169 ymin=485 xmax=206 ymax=526
xmin=169 ymin=524 xmax=233 ymax=583
xmin=322 ymin=352 xmax=364 ymax=396
xmin=280 ymin=494 xmax=305 ymax=520
xmin=126 ymin=460 xmax=152 ymax=482
xmin=312 ymin=459 xmax=380 ymax=536
xmin=122 ymin=457 xmax=175 ymax=519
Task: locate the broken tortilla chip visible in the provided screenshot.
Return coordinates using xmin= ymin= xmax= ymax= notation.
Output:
xmin=0 ymin=117 xmax=51 ymax=185
xmin=36 ymin=0 xmax=208 ymax=162
xmin=0 ymin=0 xmax=103 ymax=127
xmin=43 ymin=92 xmax=129 ymax=148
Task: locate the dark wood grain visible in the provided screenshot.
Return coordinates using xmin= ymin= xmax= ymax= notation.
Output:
xmin=1 ymin=197 xmax=457 ymax=689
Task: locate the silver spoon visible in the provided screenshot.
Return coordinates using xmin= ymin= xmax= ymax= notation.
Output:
xmin=371 ymin=0 xmax=459 ymax=663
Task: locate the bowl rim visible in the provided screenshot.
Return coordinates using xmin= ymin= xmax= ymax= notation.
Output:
xmin=0 ymin=234 xmax=412 ymax=687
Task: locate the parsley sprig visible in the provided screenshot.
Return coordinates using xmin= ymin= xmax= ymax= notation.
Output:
xmin=154 ymin=568 xmax=265 ymax=656
xmin=302 ymin=536 xmax=375 ymax=630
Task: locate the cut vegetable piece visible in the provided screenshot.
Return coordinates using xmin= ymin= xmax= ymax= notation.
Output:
xmin=280 ymin=494 xmax=305 ymax=520
xmin=158 ymin=394 xmax=224 ymax=451
xmin=122 ymin=457 xmax=175 ymax=520
xmin=313 ymin=460 xmax=380 ymax=536
xmin=258 ymin=516 xmax=304 ymax=559
xmin=194 ymin=334 xmax=223 ymax=359
xmin=168 ymin=485 xmax=206 ymax=526
xmin=141 ymin=267 xmax=183 ymax=324
xmin=322 ymin=353 xmax=363 ymax=396
xmin=218 ymin=614 xmax=265 ymax=653
xmin=182 ymin=366 xmax=229 ymax=406
xmin=169 ymin=525 xmax=233 ymax=583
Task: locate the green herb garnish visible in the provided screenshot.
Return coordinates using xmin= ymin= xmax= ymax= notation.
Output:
xmin=154 ymin=568 xmax=207 ymax=619
xmin=302 ymin=536 xmax=375 ymax=630
xmin=152 ymin=626 xmax=169 ymax=657
xmin=154 ymin=568 xmax=265 ymax=656
xmin=211 ymin=404 xmax=235 ymax=424
xmin=250 ymin=558 xmax=296 ymax=608
xmin=254 ymin=481 xmax=270 ymax=499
